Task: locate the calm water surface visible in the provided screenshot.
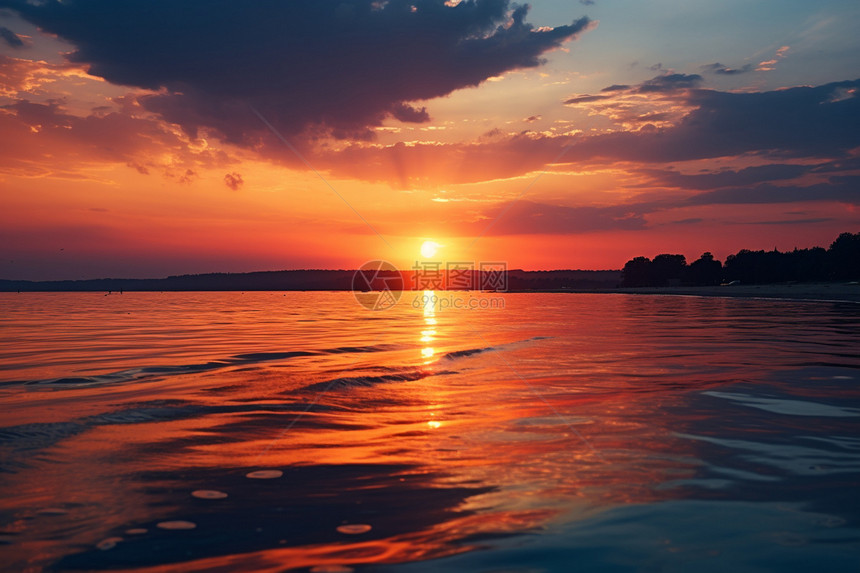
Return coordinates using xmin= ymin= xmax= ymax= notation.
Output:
xmin=1 ymin=292 xmax=859 ymax=572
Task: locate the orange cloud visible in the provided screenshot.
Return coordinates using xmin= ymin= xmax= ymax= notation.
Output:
xmin=0 ymin=54 xmax=102 ymax=99
xmin=0 ymin=99 xmax=229 ymax=178
xmin=756 ymin=45 xmax=790 ymax=71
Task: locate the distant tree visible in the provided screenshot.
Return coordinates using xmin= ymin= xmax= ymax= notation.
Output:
xmin=724 ymin=250 xmax=752 ymax=283
xmin=621 ymin=256 xmax=653 ymax=287
xmin=686 ymin=252 xmax=723 ymax=285
xmin=787 ymin=247 xmax=827 ymax=282
xmin=650 ymin=254 xmax=687 ymax=286
xmin=827 ymin=232 xmax=860 ymax=280
xmin=621 ymin=230 xmax=857 ymax=288
xmin=724 ymin=249 xmax=786 ymax=284
xmin=725 ymin=246 xmax=833 ymax=284
xmin=762 ymin=249 xmax=790 ymax=283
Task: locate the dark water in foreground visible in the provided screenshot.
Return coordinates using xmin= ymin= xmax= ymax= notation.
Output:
xmin=1 ymin=292 xmax=859 ymax=572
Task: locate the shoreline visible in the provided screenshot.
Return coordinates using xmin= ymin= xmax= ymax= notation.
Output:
xmin=2 ymin=283 xmax=859 ymax=303
xmin=532 ymin=282 xmax=860 ymax=303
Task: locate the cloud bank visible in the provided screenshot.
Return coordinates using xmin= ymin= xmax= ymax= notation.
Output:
xmin=2 ymin=0 xmax=591 ymax=142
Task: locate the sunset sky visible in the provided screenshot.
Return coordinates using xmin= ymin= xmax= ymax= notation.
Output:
xmin=1 ymin=0 xmax=858 ymax=280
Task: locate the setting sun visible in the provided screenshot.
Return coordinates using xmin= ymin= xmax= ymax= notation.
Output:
xmin=420 ymin=240 xmax=442 ymax=258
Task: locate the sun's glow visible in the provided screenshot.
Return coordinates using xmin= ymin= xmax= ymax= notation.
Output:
xmin=420 ymin=240 xmax=441 ymax=258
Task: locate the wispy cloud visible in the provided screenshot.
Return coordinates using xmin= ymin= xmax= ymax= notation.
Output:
xmin=756 ymin=45 xmax=790 ymax=71
xmin=563 ymin=72 xmax=703 ymax=129
xmin=0 ymin=26 xmax=23 ymax=48
xmin=700 ymin=62 xmax=753 ymax=75
xmin=223 ymin=172 xmax=243 ymax=191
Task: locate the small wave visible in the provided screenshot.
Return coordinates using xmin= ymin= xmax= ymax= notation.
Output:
xmin=704 ymin=391 xmax=860 ymax=417
xmin=0 ymin=400 xmax=197 ymax=457
xmin=10 ymin=345 xmax=401 ymax=388
xmin=442 ymin=336 xmax=551 ymax=361
xmin=0 ymin=400 xmax=344 ymax=467
xmin=229 ymin=351 xmax=317 ymax=362
xmin=299 ymin=369 xmax=458 ymax=392
xmin=0 ymin=421 xmax=85 ymax=451
xmin=21 ymin=364 xmax=227 ymax=387
xmin=444 ymin=347 xmax=494 ymax=359
xmin=324 ymin=344 xmax=402 ymax=354
xmin=676 ymin=432 xmax=860 ymax=476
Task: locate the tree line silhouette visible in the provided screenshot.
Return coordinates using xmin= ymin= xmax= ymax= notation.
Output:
xmin=621 ymin=232 xmax=860 ymax=287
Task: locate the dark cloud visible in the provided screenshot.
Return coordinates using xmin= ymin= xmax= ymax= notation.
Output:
xmin=563 ymin=93 xmax=610 ymax=104
xmin=318 ymin=78 xmax=860 ymax=197
xmin=510 ymin=176 xmax=860 ymax=233
xmin=224 ymin=172 xmax=243 ymax=191
xmin=389 ymin=103 xmax=431 ymax=124
xmin=563 ymin=78 xmax=860 ymax=162
xmin=0 ymin=25 xmax=22 ymax=47
xmin=686 ymin=177 xmax=860 ymax=206
xmin=660 ymin=80 xmax=860 ymax=157
xmin=128 ymin=162 xmax=149 ymax=175
xmin=644 ymin=164 xmax=813 ymax=190
xmin=469 ymin=200 xmax=647 ymax=235
xmin=568 ymin=72 xmax=703 ymax=102
xmin=178 ymin=168 xmax=197 ymax=184
xmin=811 ymin=156 xmax=860 ymax=173
xmin=701 ymin=62 xmax=753 ymax=75
xmin=2 ymin=0 xmax=592 ymax=143
xmin=665 ymin=218 xmax=704 ymax=226
xmin=740 ymin=218 xmax=834 ymax=225
xmin=564 ymin=72 xmax=704 ymax=114
xmin=638 ymin=73 xmax=703 ymax=92
xmin=600 ymin=84 xmax=630 ymax=92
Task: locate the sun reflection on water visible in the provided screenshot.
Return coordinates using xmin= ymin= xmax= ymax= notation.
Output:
xmin=4 ymin=293 xmax=859 ymax=572
xmin=421 ymin=290 xmax=436 ymax=363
